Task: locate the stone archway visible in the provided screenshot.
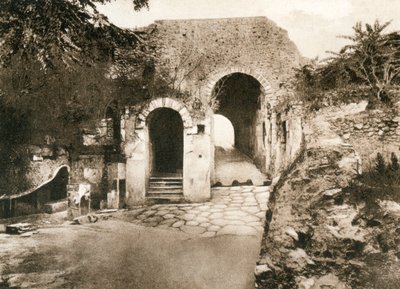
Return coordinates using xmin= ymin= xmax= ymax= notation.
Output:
xmin=148 ymin=107 xmax=184 ymax=175
xmin=209 ymin=67 xmax=273 ymax=172
xmin=135 ymin=97 xmax=193 ymax=130
xmin=204 ymin=67 xmax=274 ymax=104
xmin=141 ymin=98 xmax=192 ymax=198
xmin=208 ymin=70 xmax=274 ymax=184
xmin=214 ymin=73 xmax=262 ymax=157
xmin=125 ymin=97 xmax=207 ymax=204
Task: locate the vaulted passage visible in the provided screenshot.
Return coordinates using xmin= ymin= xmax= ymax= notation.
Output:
xmin=148 ymin=108 xmax=183 ymax=175
xmin=214 ymin=73 xmax=261 ymax=158
xmin=212 ymin=73 xmax=268 ymax=186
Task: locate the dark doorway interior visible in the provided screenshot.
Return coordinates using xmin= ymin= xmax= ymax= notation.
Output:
xmin=213 ymin=73 xmax=261 ymax=158
xmin=50 ymin=166 xmax=69 ymax=201
xmin=149 ymin=108 xmax=183 ymax=175
xmin=212 ymin=73 xmax=268 ymax=186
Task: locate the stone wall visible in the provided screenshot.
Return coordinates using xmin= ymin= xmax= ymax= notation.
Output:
xmin=152 ymin=16 xmax=303 ymax=99
xmin=66 ymin=17 xmax=305 ymax=209
xmin=257 ymin=101 xmax=400 ymax=289
xmin=148 ymin=17 xmax=304 ymax=176
xmin=27 ymin=156 xmax=69 ymax=189
xmin=81 ymin=118 xmax=114 ymax=147
xmin=272 ymin=105 xmax=304 ymax=175
xmin=326 ymin=102 xmax=400 ymax=170
xmin=256 ymin=126 xmax=361 ymax=289
xmin=69 ymin=154 xmax=106 ymax=209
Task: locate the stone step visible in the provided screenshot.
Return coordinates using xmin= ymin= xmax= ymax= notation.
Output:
xmin=150 ymin=180 xmax=183 ymax=184
xmin=148 ymin=174 xmax=183 ymax=197
xmin=149 ymin=183 xmax=183 ymax=188
xmin=146 ymin=193 xmax=184 ymax=201
xmin=6 ymin=223 xmax=36 ymax=235
xmin=149 ymin=187 xmax=183 ymax=191
xmin=150 ymin=177 xmax=183 ymax=182
xmin=149 ymin=177 xmax=183 ymax=190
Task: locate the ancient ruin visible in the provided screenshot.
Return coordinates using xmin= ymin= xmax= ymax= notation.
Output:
xmin=64 ymin=17 xmax=304 ymax=214
xmin=2 ymin=8 xmax=400 ymax=288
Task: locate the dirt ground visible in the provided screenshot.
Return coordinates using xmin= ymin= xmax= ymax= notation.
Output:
xmin=0 ymin=212 xmax=262 ymax=289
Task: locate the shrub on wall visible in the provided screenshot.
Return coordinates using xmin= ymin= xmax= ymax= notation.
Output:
xmin=294 ymin=20 xmax=400 ymax=110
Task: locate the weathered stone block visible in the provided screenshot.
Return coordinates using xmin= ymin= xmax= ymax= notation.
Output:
xmin=44 ymin=200 xmax=68 ymax=214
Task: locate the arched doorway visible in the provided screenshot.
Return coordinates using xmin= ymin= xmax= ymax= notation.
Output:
xmin=124 ymin=97 xmax=211 ymax=204
xmin=212 ymin=72 xmax=268 ymax=185
xmin=213 ymin=114 xmax=234 ymax=150
xmin=148 ymin=108 xmax=184 ymax=176
xmin=213 ymin=73 xmax=261 ymax=157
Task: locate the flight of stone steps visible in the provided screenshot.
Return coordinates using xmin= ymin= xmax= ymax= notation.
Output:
xmin=147 ymin=175 xmax=184 ymax=200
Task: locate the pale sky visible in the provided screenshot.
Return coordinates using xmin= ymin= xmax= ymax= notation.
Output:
xmin=97 ymin=0 xmax=400 ymax=59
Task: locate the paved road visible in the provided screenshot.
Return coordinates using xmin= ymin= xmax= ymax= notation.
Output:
xmin=214 ymin=147 xmax=269 ymax=186
xmin=115 ymin=186 xmax=270 ymax=237
xmin=1 ymin=186 xmax=270 ymax=289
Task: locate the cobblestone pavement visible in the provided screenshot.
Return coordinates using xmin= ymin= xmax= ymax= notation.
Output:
xmin=115 ymin=186 xmax=270 ymax=237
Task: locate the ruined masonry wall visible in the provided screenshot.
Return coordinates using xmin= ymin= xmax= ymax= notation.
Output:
xmin=330 ymin=110 xmax=400 ymax=170
xmin=97 ymin=17 xmax=304 ymax=207
xmin=153 ymin=17 xmax=303 ymax=99
xmin=151 ymin=17 xmax=304 ymax=177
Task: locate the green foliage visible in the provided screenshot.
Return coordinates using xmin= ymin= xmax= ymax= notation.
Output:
xmin=0 ymin=0 xmax=213 ymax=196
xmin=294 ymin=20 xmax=400 ymax=110
xmin=371 ymin=152 xmax=400 ymax=184
xmin=375 ymin=153 xmax=386 ymax=175
xmin=0 ymin=0 xmax=154 ymax=130
xmin=388 ymin=152 xmax=400 ymax=172
xmin=348 ymin=152 xmax=400 ymax=206
xmin=0 ymin=0 xmax=149 ymax=68
xmin=337 ymin=21 xmax=400 ymax=103
xmin=0 ymin=0 xmax=150 ymax=195
xmin=0 ymin=0 xmax=153 ymax=133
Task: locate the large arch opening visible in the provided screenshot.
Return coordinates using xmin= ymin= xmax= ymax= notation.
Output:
xmin=212 ymin=72 xmax=268 ymax=185
xmin=148 ymin=108 xmax=184 ymax=176
xmin=213 ymin=73 xmax=262 ymax=156
xmin=212 ymin=114 xmax=234 ymax=150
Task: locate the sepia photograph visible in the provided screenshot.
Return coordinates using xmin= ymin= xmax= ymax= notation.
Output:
xmin=0 ymin=0 xmax=400 ymax=288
